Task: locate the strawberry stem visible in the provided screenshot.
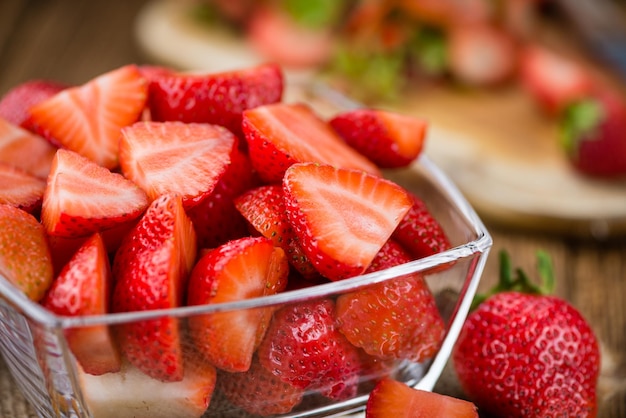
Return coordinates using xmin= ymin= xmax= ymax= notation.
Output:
xmin=470 ymin=250 xmax=555 ymax=310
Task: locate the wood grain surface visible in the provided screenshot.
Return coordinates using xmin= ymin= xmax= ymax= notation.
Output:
xmin=0 ymin=1 xmax=625 ymax=417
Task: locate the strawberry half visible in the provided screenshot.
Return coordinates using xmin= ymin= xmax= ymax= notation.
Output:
xmin=282 ymin=163 xmax=412 ymax=281
xmin=257 ymin=298 xmax=362 ymax=400
xmin=234 ymin=184 xmax=319 ymax=279
xmin=41 ymin=233 xmax=121 ymax=375
xmin=329 ymin=109 xmax=428 ymax=168
xmin=365 ymin=379 xmax=479 ymax=418
xmin=336 ymin=240 xmax=446 ymax=361
xmin=0 ymin=163 xmax=46 ymax=214
xmin=42 ymin=149 xmax=149 ymax=239
xmin=0 ymin=79 xmax=68 ymax=127
xmin=217 ymin=355 xmax=304 ymax=416
xmin=392 ymin=192 xmax=451 ymax=260
xmin=242 ymin=102 xmax=381 ymax=183
xmin=112 ymin=194 xmax=197 ymax=382
xmin=147 ymin=63 xmax=283 ymax=137
xmin=0 ymin=204 xmax=53 ymax=301
xmin=187 ymin=236 xmax=288 ymax=373
xmin=0 ymin=118 xmax=57 ymax=179
xmin=519 ymin=45 xmax=595 ymax=115
xmin=119 ymin=121 xmax=238 ymax=208
xmin=28 ymin=64 xmax=147 ymax=169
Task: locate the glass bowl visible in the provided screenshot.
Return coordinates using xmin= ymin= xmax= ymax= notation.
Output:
xmin=0 ymin=84 xmax=492 ymax=418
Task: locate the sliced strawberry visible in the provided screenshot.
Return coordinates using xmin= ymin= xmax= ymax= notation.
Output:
xmin=0 ymin=163 xmax=46 ymax=214
xmin=561 ymin=90 xmax=626 ymax=177
xmin=257 ymin=298 xmax=362 ymax=400
xmin=42 ymin=149 xmax=149 ymax=238
xmin=282 ymin=163 xmax=412 ymax=281
xmin=41 ymin=233 xmax=120 ymax=375
xmin=234 ymin=184 xmax=319 ymax=279
xmin=519 ymin=45 xmax=595 ymax=115
xmin=0 ymin=204 xmax=53 ymax=301
xmin=147 ymin=63 xmax=283 ymax=137
xmin=336 ymin=240 xmax=446 ymax=361
xmin=186 ymin=147 xmax=258 ymax=249
xmin=217 ymin=355 xmax=304 ymax=416
xmin=112 ymin=194 xmax=197 ymax=382
xmin=0 ymin=118 xmax=57 ymax=179
xmin=329 ymin=109 xmax=428 ymax=168
xmin=243 ymin=102 xmax=381 ymax=183
xmin=187 ymin=236 xmax=288 ymax=372
xmin=119 ymin=121 xmax=238 ymax=209
xmin=447 ymin=24 xmax=517 ymax=86
xmin=0 ymin=79 xmax=68 ymax=127
xmin=78 ymin=359 xmax=217 ymax=418
xmin=365 ymin=379 xmax=479 ymax=418
xmin=28 ymin=64 xmax=147 ymax=169
xmin=392 ymin=192 xmax=451 ymax=260
xmin=247 ymin=7 xmax=334 ymax=68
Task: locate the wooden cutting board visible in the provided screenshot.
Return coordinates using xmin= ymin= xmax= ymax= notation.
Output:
xmin=135 ymin=0 xmax=626 ymax=239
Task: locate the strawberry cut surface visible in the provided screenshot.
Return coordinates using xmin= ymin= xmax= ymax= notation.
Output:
xmin=282 ymin=162 xmax=412 ymax=281
xmin=119 ymin=121 xmax=238 ymax=208
xmin=242 ymin=102 xmax=381 ymax=183
xmin=41 ymin=233 xmax=120 ymax=376
xmin=0 ymin=118 xmax=57 ymax=179
xmin=0 ymin=163 xmax=46 ymax=214
xmin=365 ymin=379 xmax=479 ymax=418
xmin=28 ymin=64 xmax=147 ymax=169
xmin=42 ymin=149 xmax=149 ymax=238
xmin=187 ymin=236 xmax=288 ymax=373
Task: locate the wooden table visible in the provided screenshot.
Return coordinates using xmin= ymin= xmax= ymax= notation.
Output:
xmin=1 ymin=1 xmax=624 ymax=417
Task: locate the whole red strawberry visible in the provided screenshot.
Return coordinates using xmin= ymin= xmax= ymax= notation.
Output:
xmin=453 ymin=251 xmax=600 ymax=418
xmin=560 ymin=90 xmax=626 ymax=178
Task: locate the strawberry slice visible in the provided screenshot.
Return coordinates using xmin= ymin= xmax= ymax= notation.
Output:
xmin=42 ymin=149 xmax=149 ymax=239
xmin=79 ymin=359 xmax=217 ymax=418
xmin=0 ymin=79 xmax=67 ymax=127
xmin=282 ymin=163 xmax=412 ymax=281
xmin=119 ymin=121 xmax=238 ymax=209
xmin=147 ymin=63 xmax=283 ymax=137
xmin=187 ymin=236 xmax=288 ymax=372
xmin=0 ymin=163 xmax=46 ymax=214
xmin=28 ymin=64 xmax=147 ymax=169
xmin=392 ymin=192 xmax=451 ymax=260
xmin=336 ymin=240 xmax=446 ymax=361
xmin=519 ymin=45 xmax=595 ymax=115
xmin=0 ymin=118 xmax=57 ymax=179
xmin=234 ymin=184 xmax=319 ymax=279
xmin=41 ymin=233 xmax=121 ymax=375
xmin=217 ymin=355 xmax=304 ymax=416
xmin=242 ymin=102 xmax=381 ymax=183
xmin=0 ymin=204 xmax=53 ymax=301
xmin=447 ymin=24 xmax=517 ymax=86
xmin=329 ymin=109 xmax=428 ymax=168
xmin=112 ymin=194 xmax=197 ymax=382
xmin=365 ymin=379 xmax=479 ymax=418
xmin=257 ymin=298 xmax=362 ymax=400
xmin=186 ymin=147 xmax=258 ymax=249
